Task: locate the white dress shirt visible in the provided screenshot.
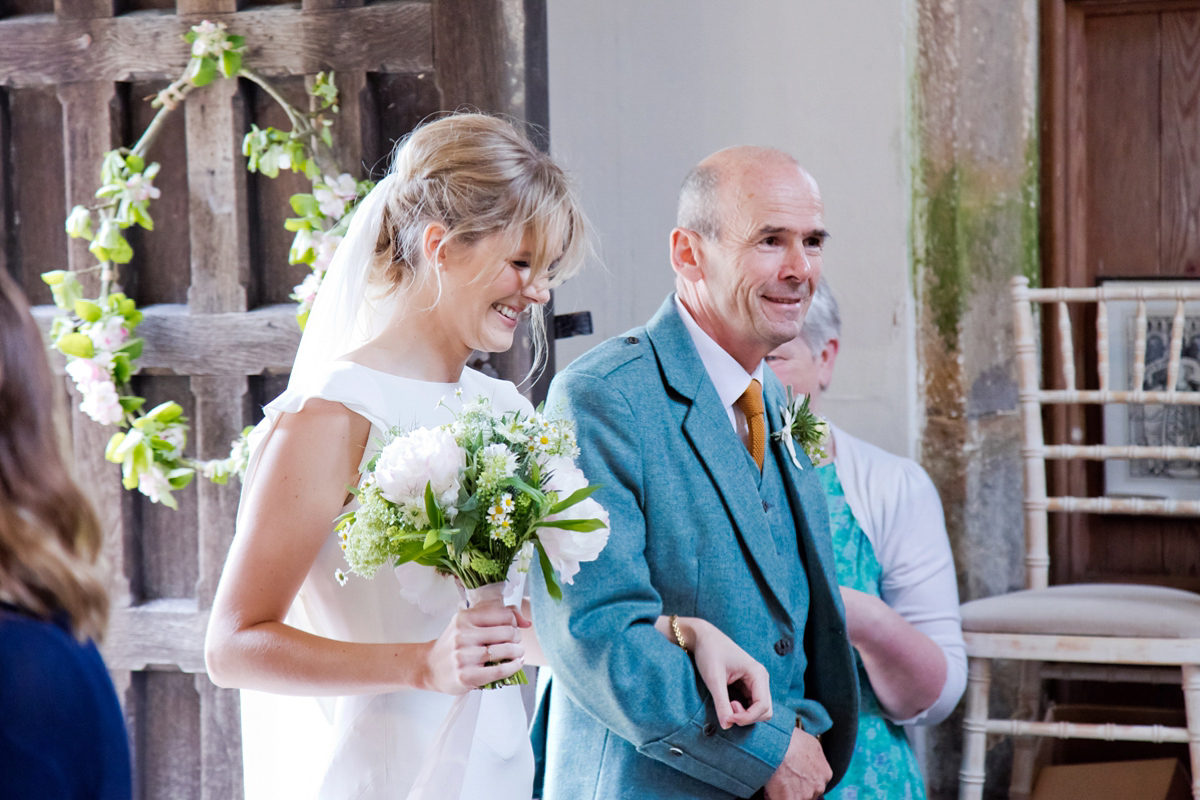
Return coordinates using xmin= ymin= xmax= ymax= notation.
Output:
xmin=674 ymin=295 xmax=765 ymax=449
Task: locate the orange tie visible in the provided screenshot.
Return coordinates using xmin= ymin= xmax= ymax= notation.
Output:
xmin=735 ymin=379 xmax=766 ymax=471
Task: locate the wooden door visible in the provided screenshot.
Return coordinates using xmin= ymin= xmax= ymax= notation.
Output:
xmin=0 ymin=1 xmax=547 ymax=796
xmin=1042 ymin=0 xmax=1200 ymax=591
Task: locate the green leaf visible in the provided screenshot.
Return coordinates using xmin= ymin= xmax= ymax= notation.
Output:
xmin=450 ymin=510 xmax=477 ymax=553
xmin=146 ymin=401 xmax=183 ymax=424
xmin=57 ymin=333 xmax=94 ymax=359
xmin=500 ymin=475 xmax=546 ymax=504
xmin=191 ymin=57 xmax=217 ymax=87
xmin=422 ymin=528 xmax=439 ymax=550
xmin=257 ymin=148 xmax=281 ymax=179
xmin=111 ymin=352 xmax=132 ymax=384
xmin=290 ymin=193 xmax=319 ymax=217
xmin=107 ymin=233 xmax=134 ymax=264
xmin=125 ymin=153 xmax=145 ymax=173
xmin=184 ymin=31 xmax=198 ymax=44
xmin=320 ymin=126 xmax=334 ymax=148
xmin=296 ymin=308 xmax=310 ymax=330
xmin=535 ymin=540 xmax=562 ymax=602
xmin=538 ymin=518 xmax=607 ymax=532
xmin=283 ymin=217 xmax=311 ymax=233
xmin=73 ymin=299 xmax=103 ymax=323
xmin=221 ymin=50 xmax=242 ymax=78
xmin=116 ymin=430 xmax=146 ymax=462
xmin=104 ymin=432 xmax=127 ymax=463
xmin=118 ymin=396 xmax=146 ymax=414
xmin=547 ymin=484 xmax=602 ymax=516
xmin=41 ymin=270 xmax=67 ymax=286
xmin=87 ymin=242 xmax=110 ymax=264
xmin=424 ymin=482 xmax=444 ymax=529
xmin=228 ymin=35 xmax=245 ymax=48
xmin=117 ymin=338 xmax=143 ymax=360
xmin=166 ymin=467 xmax=195 ymax=490
xmin=65 ymin=206 xmax=94 ymax=240
xmin=132 ymin=204 xmax=154 ymax=231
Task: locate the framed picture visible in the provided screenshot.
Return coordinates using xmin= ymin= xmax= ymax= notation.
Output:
xmin=1101 ymin=280 xmax=1200 ymax=500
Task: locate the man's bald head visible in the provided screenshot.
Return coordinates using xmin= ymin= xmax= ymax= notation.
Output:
xmin=676 ymin=146 xmax=811 ymax=241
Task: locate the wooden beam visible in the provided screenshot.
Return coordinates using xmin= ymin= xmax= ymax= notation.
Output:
xmin=192 ymin=375 xmax=247 ymax=609
xmin=432 ymin=0 xmax=517 ymax=114
xmin=57 ymin=81 xmax=118 ymax=291
xmin=186 ymin=78 xmax=248 ymax=313
xmin=32 ymin=303 xmax=303 ymax=374
xmin=103 ymin=598 xmax=208 ymax=672
xmin=0 ymin=4 xmax=433 ymax=88
xmin=55 ymin=0 xmax=114 ymax=19
xmin=196 ymin=678 xmax=244 ymax=800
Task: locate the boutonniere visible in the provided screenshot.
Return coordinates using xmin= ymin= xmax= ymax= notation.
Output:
xmin=772 ymin=387 xmax=831 ymax=470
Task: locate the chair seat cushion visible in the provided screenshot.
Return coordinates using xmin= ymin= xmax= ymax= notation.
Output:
xmin=960 ymin=583 xmax=1200 ymax=638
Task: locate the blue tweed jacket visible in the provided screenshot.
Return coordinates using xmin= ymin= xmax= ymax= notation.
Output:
xmin=530 ymin=296 xmax=858 ymax=799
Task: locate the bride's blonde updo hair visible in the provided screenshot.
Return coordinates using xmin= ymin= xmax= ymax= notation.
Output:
xmin=371 ymin=113 xmax=589 ymax=365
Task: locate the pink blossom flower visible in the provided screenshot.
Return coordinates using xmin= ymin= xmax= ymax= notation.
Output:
xmin=314 ymin=174 xmax=358 ymax=219
xmin=64 ymin=353 xmax=113 ymax=387
xmin=85 ymin=316 xmax=128 ymax=351
xmin=313 ymin=233 xmax=342 ymax=272
xmin=79 ymin=381 xmax=124 ymax=426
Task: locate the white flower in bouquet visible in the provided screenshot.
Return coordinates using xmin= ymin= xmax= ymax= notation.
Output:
xmin=539 ymin=456 xmax=610 ymax=584
xmin=478 ymin=443 xmax=518 ymax=492
xmin=374 ymin=427 xmax=465 ymax=508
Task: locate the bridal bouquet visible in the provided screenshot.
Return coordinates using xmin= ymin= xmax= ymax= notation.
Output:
xmin=336 ymin=395 xmax=609 ymax=685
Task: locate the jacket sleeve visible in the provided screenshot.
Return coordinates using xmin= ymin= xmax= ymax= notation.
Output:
xmin=532 ymin=370 xmax=793 ymax=797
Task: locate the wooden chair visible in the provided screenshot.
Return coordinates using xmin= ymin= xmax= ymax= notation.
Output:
xmin=958 ymin=276 xmax=1200 ymax=800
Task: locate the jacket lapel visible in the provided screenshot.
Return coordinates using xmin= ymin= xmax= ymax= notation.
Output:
xmin=645 ymin=297 xmax=795 ymax=612
xmin=765 ymin=373 xmax=842 ymax=606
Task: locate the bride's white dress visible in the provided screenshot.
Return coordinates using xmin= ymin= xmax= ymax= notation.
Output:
xmin=238 ymin=361 xmax=535 ymax=800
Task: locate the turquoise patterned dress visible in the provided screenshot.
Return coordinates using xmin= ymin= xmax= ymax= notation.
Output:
xmin=817 ymin=463 xmax=927 ymax=800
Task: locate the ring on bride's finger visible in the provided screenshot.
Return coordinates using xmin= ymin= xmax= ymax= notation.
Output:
xmin=485 ymin=644 xmax=493 ymax=660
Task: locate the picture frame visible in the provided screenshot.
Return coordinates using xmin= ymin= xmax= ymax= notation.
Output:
xmin=1101 ymin=279 xmax=1200 ymax=500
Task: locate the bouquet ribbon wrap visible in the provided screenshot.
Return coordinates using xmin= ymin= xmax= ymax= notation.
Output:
xmin=404 ymin=578 xmax=525 ymax=800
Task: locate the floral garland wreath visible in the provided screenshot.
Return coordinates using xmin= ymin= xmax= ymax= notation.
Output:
xmin=43 ymin=21 xmax=373 ymax=508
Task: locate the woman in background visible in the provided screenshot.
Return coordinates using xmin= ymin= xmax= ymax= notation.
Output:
xmin=0 ymin=269 xmax=132 ymax=799
xmin=766 ymin=278 xmax=967 ymax=800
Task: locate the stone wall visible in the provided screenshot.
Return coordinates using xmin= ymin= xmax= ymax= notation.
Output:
xmin=911 ymin=1 xmax=1040 ymax=796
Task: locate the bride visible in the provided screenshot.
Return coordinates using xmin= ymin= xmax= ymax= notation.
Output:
xmin=205 ymin=112 xmax=773 ymax=800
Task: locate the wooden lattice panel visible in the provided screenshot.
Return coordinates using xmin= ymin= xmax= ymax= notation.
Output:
xmin=0 ymin=1 xmax=545 ymax=795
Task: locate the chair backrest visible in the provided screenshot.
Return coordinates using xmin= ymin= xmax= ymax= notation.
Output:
xmin=1011 ymin=276 xmax=1200 ymax=590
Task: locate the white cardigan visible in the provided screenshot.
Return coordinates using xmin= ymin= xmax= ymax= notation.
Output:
xmin=831 ymin=424 xmax=967 ymax=726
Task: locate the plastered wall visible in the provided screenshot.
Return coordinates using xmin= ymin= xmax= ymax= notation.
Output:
xmin=547 ymin=0 xmax=916 ymax=458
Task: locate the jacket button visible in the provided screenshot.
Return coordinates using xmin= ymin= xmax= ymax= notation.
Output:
xmin=625 ymin=335 xmax=639 ymax=344
xmin=762 ymin=500 xmax=770 ymax=512
xmin=774 ymin=637 xmax=793 ymax=656
xmin=669 ymin=747 xmax=683 ymax=757
xmin=703 ymin=723 xmax=717 ymax=736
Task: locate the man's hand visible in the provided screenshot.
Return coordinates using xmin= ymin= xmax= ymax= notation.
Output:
xmin=763 ymin=726 xmax=830 ymax=800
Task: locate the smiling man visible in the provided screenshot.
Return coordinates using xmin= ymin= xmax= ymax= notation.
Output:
xmin=531 ymin=147 xmax=858 ymax=800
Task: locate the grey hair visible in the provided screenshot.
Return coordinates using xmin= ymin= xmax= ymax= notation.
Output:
xmin=800 ymin=277 xmax=841 ymax=352
xmin=676 ymin=164 xmax=721 ymax=239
